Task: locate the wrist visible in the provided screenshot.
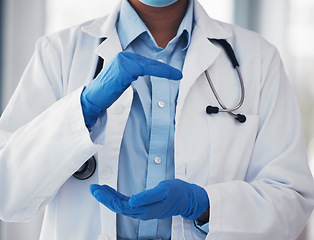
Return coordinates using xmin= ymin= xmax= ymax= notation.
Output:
xmin=196 ymin=206 xmax=209 ymax=224
xmin=80 ymin=89 xmax=103 ymax=125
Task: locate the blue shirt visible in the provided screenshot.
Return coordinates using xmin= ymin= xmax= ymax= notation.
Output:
xmin=116 ymin=0 xmax=194 ymax=239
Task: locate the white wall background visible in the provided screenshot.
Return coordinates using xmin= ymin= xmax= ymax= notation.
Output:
xmin=0 ymin=0 xmax=45 ymax=112
xmin=0 ymin=0 xmax=45 ymax=239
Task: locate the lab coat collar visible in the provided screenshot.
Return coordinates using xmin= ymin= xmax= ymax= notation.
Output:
xmin=81 ymin=1 xmax=121 ymax=39
xmin=81 ymin=1 xmax=123 ymax=63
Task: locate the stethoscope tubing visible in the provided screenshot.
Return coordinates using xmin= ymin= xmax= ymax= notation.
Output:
xmin=204 ymin=66 xmax=245 ymax=113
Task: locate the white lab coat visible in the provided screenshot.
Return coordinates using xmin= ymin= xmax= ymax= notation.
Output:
xmin=0 ymin=1 xmax=313 ymax=239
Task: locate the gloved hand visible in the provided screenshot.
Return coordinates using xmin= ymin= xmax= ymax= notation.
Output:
xmin=89 ymin=179 xmax=209 ymax=220
xmin=81 ymin=51 xmax=183 ymax=125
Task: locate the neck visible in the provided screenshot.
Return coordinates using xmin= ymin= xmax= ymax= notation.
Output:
xmin=128 ymin=0 xmax=188 ymax=48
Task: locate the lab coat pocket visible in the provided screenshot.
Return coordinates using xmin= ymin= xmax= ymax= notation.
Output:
xmin=206 ymin=114 xmax=259 ymax=183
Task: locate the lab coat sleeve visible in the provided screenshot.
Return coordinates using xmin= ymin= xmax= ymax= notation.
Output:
xmin=0 ymin=36 xmax=103 ymax=221
xmin=205 ymin=42 xmax=314 ymax=239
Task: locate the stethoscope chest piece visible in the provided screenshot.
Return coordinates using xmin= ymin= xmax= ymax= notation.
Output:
xmin=73 ymin=156 xmax=96 ymax=180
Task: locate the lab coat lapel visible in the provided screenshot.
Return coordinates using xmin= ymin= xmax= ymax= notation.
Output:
xmin=176 ymin=26 xmax=220 ymax=121
xmin=95 ymin=33 xmax=122 ymax=65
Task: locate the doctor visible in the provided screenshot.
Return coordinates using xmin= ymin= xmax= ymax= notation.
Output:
xmin=0 ymin=0 xmax=313 ymax=239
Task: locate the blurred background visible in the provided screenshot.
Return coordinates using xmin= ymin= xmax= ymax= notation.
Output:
xmin=0 ymin=0 xmax=313 ymax=239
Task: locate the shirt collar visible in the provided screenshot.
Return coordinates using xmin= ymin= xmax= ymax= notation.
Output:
xmin=117 ymin=0 xmax=194 ymax=51
xmin=177 ymin=0 xmax=194 ymax=50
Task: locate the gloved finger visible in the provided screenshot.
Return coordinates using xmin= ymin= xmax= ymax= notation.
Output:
xmin=90 ymin=184 xmax=130 ymax=202
xmin=119 ymin=52 xmax=183 ymax=81
xmin=89 ymin=184 xmax=133 ymax=215
xmin=89 ymin=185 xmax=150 ymax=217
xmin=138 ymin=58 xmax=183 ymax=80
xmin=128 ymin=184 xmax=168 ymax=208
xmin=142 ymin=61 xmax=182 ymax=80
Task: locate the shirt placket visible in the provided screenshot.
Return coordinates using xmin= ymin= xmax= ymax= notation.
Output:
xmin=138 ymin=68 xmax=171 ymax=238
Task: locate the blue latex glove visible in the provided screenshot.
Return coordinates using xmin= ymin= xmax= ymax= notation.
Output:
xmin=89 ymin=179 xmax=209 ymax=220
xmin=81 ymin=52 xmax=183 ymax=125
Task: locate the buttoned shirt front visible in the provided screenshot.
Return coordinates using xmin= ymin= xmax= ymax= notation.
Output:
xmin=116 ymin=0 xmax=193 ymax=239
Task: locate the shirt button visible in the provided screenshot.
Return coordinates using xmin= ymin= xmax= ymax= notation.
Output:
xmin=102 ymin=167 xmax=112 ymax=179
xmin=154 ymin=157 xmax=162 ymax=164
xmin=157 ymin=100 xmax=165 ymax=108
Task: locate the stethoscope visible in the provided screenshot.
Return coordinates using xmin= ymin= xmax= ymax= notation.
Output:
xmin=73 ymin=38 xmax=246 ymax=180
xmin=205 ymin=39 xmax=246 ymax=123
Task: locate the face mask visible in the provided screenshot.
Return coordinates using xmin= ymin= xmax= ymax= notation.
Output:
xmin=138 ymin=0 xmax=178 ymax=7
